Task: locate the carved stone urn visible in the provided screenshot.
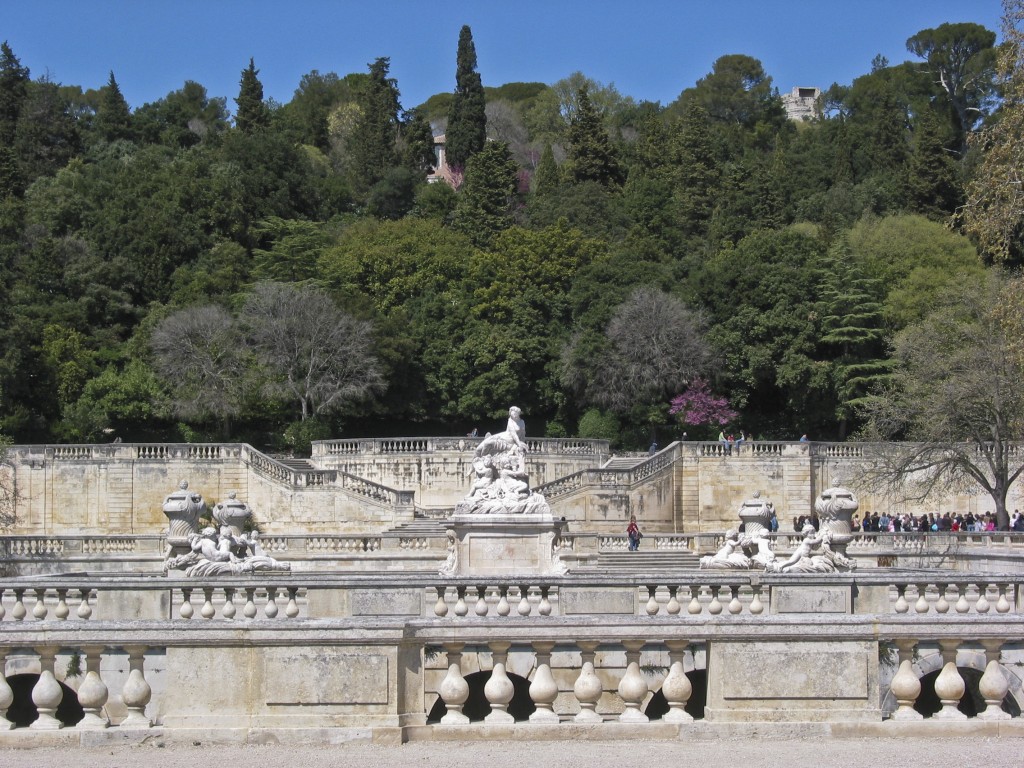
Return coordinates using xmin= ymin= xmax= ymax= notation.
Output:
xmin=737 ymin=491 xmax=773 ymax=537
xmin=162 ymin=481 xmax=205 ymax=543
xmin=213 ymin=491 xmax=253 ymax=537
xmin=814 ymin=486 xmax=859 ymax=556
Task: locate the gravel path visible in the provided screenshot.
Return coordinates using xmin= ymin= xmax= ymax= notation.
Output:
xmin=2 ymin=739 xmax=1021 ymax=768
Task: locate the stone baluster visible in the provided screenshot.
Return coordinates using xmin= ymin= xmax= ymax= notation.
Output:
xmin=30 ymin=646 xmax=63 ymax=729
xmin=888 ymin=639 xmax=922 ymax=721
xmin=484 ymin=641 xmax=515 ymax=724
xmin=76 ymin=646 xmax=109 ymax=729
xmin=0 ymin=648 xmax=14 ymax=730
xmin=538 ymin=586 xmax=553 ymax=616
xmin=894 ymin=584 xmax=910 ymax=613
xmin=665 ymin=586 xmax=681 ymax=615
xmin=573 ymin=641 xmax=603 ymax=723
xmin=529 ymin=641 xmax=559 ymax=723
xmin=454 ymin=586 xmax=469 ymax=617
xmin=119 ymin=646 xmax=152 ymax=728
xmin=977 ymin=639 xmax=1011 ymax=721
xmin=934 ymin=583 xmax=950 ymax=614
xmin=222 ymin=588 xmax=236 ymax=619
xmin=201 ymin=587 xmax=216 ymax=619
xmin=749 ymin=585 xmax=765 ymax=615
xmin=954 ymin=582 xmax=970 ymax=613
xmin=286 ymin=588 xmax=300 ymax=619
xmin=12 ymin=589 xmax=26 ymax=621
xmin=932 ymin=639 xmax=967 ymax=720
xmin=433 ymin=586 xmax=449 ymax=617
xmin=517 ymin=585 xmax=532 ymax=616
xmin=438 ymin=643 xmax=470 ymax=724
xmin=77 ymin=588 xmax=93 ymax=620
xmin=914 ymin=583 xmax=930 ymax=613
xmin=617 ymin=639 xmax=649 ymax=723
xmin=662 ymin=640 xmax=693 ymax=723
xmin=707 ymin=586 xmax=723 ymax=615
xmin=244 ymin=588 xmax=258 ymax=618
xmin=475 ymin=586 xmax=489 ymax=617
xmin=975 ymin=582 xmax=991 ymax=613
xmin=32 ymin=588 xmax=48 ymax=620
xmin=995 ymin=583 xmax=1011 ymax=614
xmin=727 ymin=586 xmax=743 ymax=615
xmin=54 ymin=589 xmax=70 ymax=620
xmin=179 ymin=587 xmax=194 ymax=619
xmin=687 ymin=585 xmax=702 ymax=614
xmin=645 ymin=585 xmax=660 ymax=616
xmin=496 ymin=586 xmax=511 ymax=617
xmin=265 ymin=587 xmax=280 ymax=618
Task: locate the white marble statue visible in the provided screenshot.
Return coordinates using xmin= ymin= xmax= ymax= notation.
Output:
xmin=767 ymin=524 xmax=854 ymax=573
xmin=164 ymin=525 xmax=290 ymax=576
xmin=699 ymin=529 xmax=750 ymax=569
xmin=747 ymin=528 xmax=777 ymax=569
xmin=455 ymin=406 xmax=550 ymax=515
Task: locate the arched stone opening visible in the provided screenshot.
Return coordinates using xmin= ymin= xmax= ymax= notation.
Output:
xmin=426 ymin=670 xmax=535 ymax=723
xmin=643 ymin=669 xmax=708 ymax=721
xmin=914 ymin=667 xmax=1021 ymax=718
xmin=5 ymin=674 xmax=85 ymax=728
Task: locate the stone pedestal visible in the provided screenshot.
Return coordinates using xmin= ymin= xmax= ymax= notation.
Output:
xmin=444 ymin=514 xmax=567 ymax=577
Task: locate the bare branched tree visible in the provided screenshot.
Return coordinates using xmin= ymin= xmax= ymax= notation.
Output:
xmin=572 ymin=286 xmax=711 ymax=414
xmin=151 ymin=305 xmax=248 ymax=435
xmin=240 ymin=282 xmax=384 ymax=421
xmin=859 ymin=271 xmax=1024 ymax=529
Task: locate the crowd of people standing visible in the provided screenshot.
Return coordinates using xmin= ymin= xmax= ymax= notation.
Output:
xmin=851 ymin=511 xmax=1024 ymax=533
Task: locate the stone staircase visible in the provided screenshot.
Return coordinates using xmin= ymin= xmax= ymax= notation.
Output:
xmin=602 ymin=455 xmax=649 ymax=470
xmin=575 ymin=549 xmax=702 ymax=572
xmin=386 ymin=516 xmax=450 ymax=537
xmin=277 ymin=457 xmax=318 ymax=472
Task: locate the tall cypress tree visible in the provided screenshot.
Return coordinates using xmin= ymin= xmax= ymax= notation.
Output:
xmin=94 ymin=71 xmax=132 ymax=142
xmin=445 ymin=25 xmax=486 ymax=169
xmin=0 ymin=41 xmax=30 ymax=147
xmin=235 ymin=58 xmax=270 ymax=134
xmin=348 ymin=57 xmax=401 ymax=189
xmin=906 ymin=110 xmax=961 ymax=219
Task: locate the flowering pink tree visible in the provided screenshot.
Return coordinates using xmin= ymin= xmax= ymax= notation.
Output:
xmin=668 ymin=378 xmax=736 ymax=430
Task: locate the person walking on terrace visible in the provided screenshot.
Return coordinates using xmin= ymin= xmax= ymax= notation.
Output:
xmin=627 ymin=514 xmax=642 ymax=551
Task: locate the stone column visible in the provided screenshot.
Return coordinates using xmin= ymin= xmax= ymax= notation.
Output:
xmin=76 ymin=646 xmax=109 ymax=729
xmin=119 ymin=646 xmax=152 ymax=728
xmin=484 ymin=641 xmax=515 ymax=724
xmin=438 ymin=643 xmax=470 ymax=725
xmin=529 ymin=641 xmax=559 ymax=723
xmin=30 ymin=646 xmax=63 ymax=730
xmin=888 ymin=639 xmax=922 ymax=721
xmin=977 ymin=639 xmax=1011 ymax=721
xmin=932 ymin=639 xmax=966 ymax=721
xmin=662 ymin=640 xmax=693 ymax=723
xmin=617 ymin=639 xmax=649 ymax=723
xmin=573 ymin=641 xmax=603 ymax=723
xmin=0 ymin=648 xmax=14 ymax=730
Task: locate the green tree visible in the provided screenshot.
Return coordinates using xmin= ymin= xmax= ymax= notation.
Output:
xmin=133 ymin=80 xmax=228 ymax=148
xmin=860 ymin=271 xmax=1022 ymax=530
xmin=348 ymin=58 xmax=402 ymax=190
xmin=0 ymin=41 xmax=31 ymax=147
xmin=234 ymin=58 xmax=270 ymax=134
xmin=251 ymin=217 xmax=331 ymax=283
xmin=907 ymin=22 xmax=998 ymax=152
xmin=905 ymin=109 xmax=961 ymax=219
xmin=959 ymin=0 xmax=1024 ymax=262
xmin=93 ymin=71 xmax=133 ymax=143
xmin=533 ymin=142 xmax=559 ymax=195
xmin=562 ymin=84 xmax=623 ymax=187
xmin=670 ymin=103 xmax=719 ymax=239
xmin=445 ymin=25 xmax=487 ymax=169
xmin=450 ymin=140 xmax=519 ymax=247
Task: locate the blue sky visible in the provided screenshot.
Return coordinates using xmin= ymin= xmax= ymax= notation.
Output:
xmin=3 ymin=1 xmax=1005 ymax=113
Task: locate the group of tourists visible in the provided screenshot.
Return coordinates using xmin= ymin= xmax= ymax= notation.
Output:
xmin=852 ymin=511 xmax=1024 ymax=533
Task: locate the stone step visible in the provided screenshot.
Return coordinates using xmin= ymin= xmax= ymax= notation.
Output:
xmin=577 ymin=550 xmax=702 ymax=571
xmin=277 ymin=458 xmax=317 ymax=471
xmin=602 ymin=456 xmax=647 ymax=470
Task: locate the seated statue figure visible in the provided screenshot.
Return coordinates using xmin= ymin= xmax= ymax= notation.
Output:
xmin=474 ymin=406 xmax=528 ymax=474
xmin=768 ymin=524 xmax=854 ymax=573
xmin=700 ymin=529 xmax=750 ymax=569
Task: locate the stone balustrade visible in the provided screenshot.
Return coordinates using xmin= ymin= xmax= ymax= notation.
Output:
xmin=0 ymin=571 xmax=1021 ymax=740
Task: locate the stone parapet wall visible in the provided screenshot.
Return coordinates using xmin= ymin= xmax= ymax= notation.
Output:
xmin=3 ymin=439 xmax=1022 ymax=537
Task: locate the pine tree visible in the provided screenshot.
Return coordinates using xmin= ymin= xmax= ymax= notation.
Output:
xmin=450 ymin=141 xmax=519 ymax=247
xmin=235 ymin=58 xmax=270 ymax=134
xmin=445 ymin=25 xmax=486 ymax=169
xmin=0 ymin=41 xmax=30 ymax=147
xmin=402 ymin=110 xmax=436 ymax=176
xmin=533 ymin=143 xmax=559 ymax=195
xmin=670 ymin=103 xmax=718 ymax=237
xmin=348 ymin=57 xmax=402 ymax=190
xmin=94 ymin=71 xmax=132 ymax=142
xmin=563 ymin=84 xmax=623 ymax=187
xmin=906 ymin=109 xmax=961 ymax=219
